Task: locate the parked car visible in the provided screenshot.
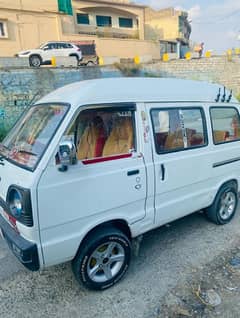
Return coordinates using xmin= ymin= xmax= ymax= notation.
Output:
xmin=16 ymin=41 xmax=82 ymax=67
xmin=0 ymin=78 xmax=239 ymax=291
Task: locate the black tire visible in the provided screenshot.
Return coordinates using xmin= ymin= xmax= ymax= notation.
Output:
xmin=72 ymin=227 xmax=131 ymax=290
xmin=205 ymin=182 xmax=238 ymax=225
xmin=87 ymin=61 xmax=95 ymax=66
xmin=29 ymin=55 xmax=42 ymax=67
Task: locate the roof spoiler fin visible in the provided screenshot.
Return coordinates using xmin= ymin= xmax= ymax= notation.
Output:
xmin=221 ymin=87 xmax=226 ymax=102
xmin=215 ymin=88 xmax=221 ymax=102
xmin=227 ymin=90 xmax=233 ymax=103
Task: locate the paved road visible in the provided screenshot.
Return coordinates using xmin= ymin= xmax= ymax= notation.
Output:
xmin=1 ymin=209 xmax=240 ymax=318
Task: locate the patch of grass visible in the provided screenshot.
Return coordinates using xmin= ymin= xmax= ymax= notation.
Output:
xmin=114 ymin=63 xmax=142 ymax=76
xmin=142 ymin=71 xmax=160 ymax=78
xmin=236 ymin=94 xmax=240 ymax=102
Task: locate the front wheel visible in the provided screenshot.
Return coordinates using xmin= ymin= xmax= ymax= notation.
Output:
xmin=72 ymin=227 xmax=131 ymax=290
xmin=29 ymin=55 xmax=41 ymax=67
xmin=205 ymin=183 xmax=238 ymax=225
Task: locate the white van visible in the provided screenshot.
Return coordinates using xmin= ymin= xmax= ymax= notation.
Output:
xmin=0 ymin=78 xmax=239 ymax=290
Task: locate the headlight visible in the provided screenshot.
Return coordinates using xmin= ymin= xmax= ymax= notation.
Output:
xmin=7 ymin=186 xmax=33 ymax=227
xmin=8 ymin=189 xmax=23 ymax=217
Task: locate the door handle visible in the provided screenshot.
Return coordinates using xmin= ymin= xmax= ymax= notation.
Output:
xmin=161 ymin=164 xmax=165 ymax=181
xmin=127 ymin=169 xmax=140 ymax=176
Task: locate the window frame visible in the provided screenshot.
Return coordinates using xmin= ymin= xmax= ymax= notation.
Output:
xmin=210 ymin=106 xmax=240 ymax=145
xmin=96 ymin=15 xmax=112 ymax=27
xmin=76 ymin=13 xmax=90 ymax=25
xmin=63 ymin=103 xmax=137 ymax=165
xmin=150 ymin=106 xmax=208 ymax=155
xmin=119 ymin=17 xmax=133 ymax=28
xmin=0 ymin=20 xmax=8 ymax=38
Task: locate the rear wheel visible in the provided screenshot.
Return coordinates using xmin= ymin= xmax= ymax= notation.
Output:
xmin=87 ymin=61 xmax=95 ymax=66
xmin=72 ymin=227 xmax=131 ymax=290
xmin=29 ymin=55 xmax=41 ymax=67
xmin=205 ymin=183 xmax=238 ymax=225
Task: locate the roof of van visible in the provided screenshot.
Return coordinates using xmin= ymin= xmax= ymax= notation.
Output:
xmin=37 ymin=77 xmax=238 ymax=106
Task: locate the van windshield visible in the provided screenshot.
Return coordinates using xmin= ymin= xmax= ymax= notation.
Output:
xmin=0 ymin=104 xmax=68 ymax=170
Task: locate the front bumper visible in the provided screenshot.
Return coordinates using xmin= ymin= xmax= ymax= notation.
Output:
xmin=0 ymin=213 xmax=39 ymax=271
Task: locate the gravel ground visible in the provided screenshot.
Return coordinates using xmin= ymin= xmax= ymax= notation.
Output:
xmin=1 ymin=209 xmax=240 ymax=318
xmin=159 ymin=245 xmax=240 ymax=317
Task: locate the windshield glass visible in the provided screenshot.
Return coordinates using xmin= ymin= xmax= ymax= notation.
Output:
xmin=0 ymin=104 xmax=68 ymax=170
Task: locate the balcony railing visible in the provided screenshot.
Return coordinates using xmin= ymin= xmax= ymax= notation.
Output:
xmin=77 ymin=25 xmax=139 ymax=39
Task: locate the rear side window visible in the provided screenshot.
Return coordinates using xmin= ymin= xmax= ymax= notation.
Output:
xmin=151 ymin=108 xmax=207 ymax=154
xmin=210 ymin=107 xmax=240 ymax=144
xmin=58 ymin=43 xmax=67 ymax=49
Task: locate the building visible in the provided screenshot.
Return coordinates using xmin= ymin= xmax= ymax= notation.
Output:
xmin=0 ymin=0 xmax=191 ymax=59
xmin=71 ymin=0 xmax=145 ymax=40
xmin=145 ymin=7 xmax=191 ymax=58
xmin=0 ymin=1 xmax=60 ymax=55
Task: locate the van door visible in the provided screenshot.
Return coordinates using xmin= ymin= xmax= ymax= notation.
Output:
xmin=37 ymin=104 xmax=147 ymax=266
xmin=147 ymin=103 xmax=211 ymax=226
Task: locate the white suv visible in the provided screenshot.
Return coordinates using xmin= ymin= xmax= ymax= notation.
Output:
xmin=17 ymin=41 xmax=82 ymax=67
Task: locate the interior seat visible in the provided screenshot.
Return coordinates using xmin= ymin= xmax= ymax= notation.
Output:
xmin=213 ymin=130 xmax=229 ymax=143
xmin=77 ymin=116 xmax=106 ymax=160
xmin=164 ymin=130 xmax=184 ymax=150
xmin=102 ymin=117 xmax=133 ymax=157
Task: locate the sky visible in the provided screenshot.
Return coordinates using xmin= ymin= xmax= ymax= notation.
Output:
xmin=135 ymin=0 xmax=240 ymax=53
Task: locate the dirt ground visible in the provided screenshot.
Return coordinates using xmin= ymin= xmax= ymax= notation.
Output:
xmin=1 ymin=212 xmax=240 ymax=318
xmin=159 ymin=240 xmax=240 ymax=318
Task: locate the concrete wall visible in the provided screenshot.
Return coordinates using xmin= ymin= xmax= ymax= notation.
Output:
xmin=0 ymin=66 xmax=122 ymax=130
xmin=145 ymin=7 xmax=179 ymax=41
xmin=142 ymin=56 xmax=240 ymax=97
xmin=1 ymin=55 xmax=240 ymax=133
xmin=60 ymin=33 xmax=160 ymax=59
xmin=0 ymin=0 xmax=58 ymax=12
xmin=96 ymin=38 xmax=159 ymax=59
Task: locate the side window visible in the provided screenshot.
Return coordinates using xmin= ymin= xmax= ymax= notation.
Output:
xmin=210 ymin=107 xmax=240 ymax=144
xmin=57 ymin=43 xmax=65 ymax=49
xmin=151 ymin=108 xmax=206 ymax=153
xmin=64 ymin=107 xmax=135 ymax=162
xmin=96 ymin=15 xmax=112 ymax=27
xmin=48 ymin=43 xmax=56 ymax=50
xmin=119 ymin=17 xmax=133 ymax=28
xmin=61 ymin=43 xmax=70 ymax=49
xmin=76 ymin=13 xmax=90 ymax=25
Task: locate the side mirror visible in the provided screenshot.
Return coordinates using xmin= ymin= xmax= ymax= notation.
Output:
xmin=43 ymin=46 xmax=49 ymax=51
xmin=58 ymin=141 xmax=77 ymax=172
